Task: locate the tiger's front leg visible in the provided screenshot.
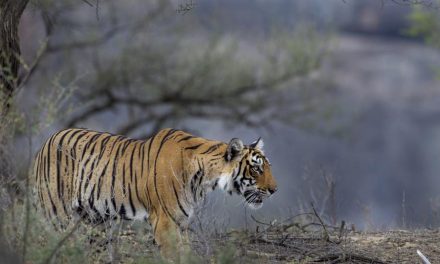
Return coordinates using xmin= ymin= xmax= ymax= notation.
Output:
xmin=151 ymin=211 xmax=191 ymax=260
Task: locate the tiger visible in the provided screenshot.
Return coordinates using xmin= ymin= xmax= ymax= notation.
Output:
xmin=33 ymin=128 xmax=277 ymax=257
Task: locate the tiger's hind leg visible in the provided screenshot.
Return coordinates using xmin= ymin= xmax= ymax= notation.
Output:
xmin=151 ymin=211 xmax=192 ymax=260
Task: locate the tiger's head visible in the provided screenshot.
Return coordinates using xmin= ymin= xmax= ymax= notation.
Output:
xmin=220 ymin=137 xmax=277 ymax=209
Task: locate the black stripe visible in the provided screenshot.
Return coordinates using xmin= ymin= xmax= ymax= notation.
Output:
xmin=119 ymin=204 xmax=127 ymax=218
xmin=89 ymin=185 xmax=102 ymax=219
xmin=77 ymin=133 xmax=102 ymax=203
xmin=172 ymin=182 xmax=188 ymax=217
xmin=171 ymin=131 xmax=183 ymax=140
xmin=145 ymin=133 xmax=157 ymax=211
xmin=191 ymin=166 xmax=203 ymax=202
xmin=136 ymin=142 xmax=144 ymax=208
xmin=133 ymin=141 xmax=148 ymax=209
xmin=46 ymin=132 xmax=57 ymax=184
xmin=82 ymin=134 xmax=103 ymax=197
xmin=45 ymin=132 xmax=57 ymax=215
xmin=129 ymin=143 xmax=137 ymax=182
xmin=49 ymin=193 xmax=57 ymax=216
xmin=212 ymin=179 xmax=219 ymax=190
xmin=98 ymin=135 xmax=112 ymax=159
xmin=233 ymin=156 xmax=246 ymax=180
xmin=185 ymin=143 xmax=203 ymax=150
xmin=139 ymin=142 xmax=151 ymax=208
xmin=55 ymin=130 xmax=73 ymax=212
xmin=38 ymin=146 xmax=45 ymax=195
xmin=77 ymin=132 xmax=102 ymax=205
xmin=96 ymin=162 xmax=109 ymax=200
xmin=93 ymin=135 xmax=112 ymax=200
xmin=122 ymin=158 xmax=127 ymax=197
xmin=121 ymin=139 xmax=133 ymax=197
xmin=104 ymin=200 xmax=111 ymax=219
xmin=190 ymin=173 xmax=198 ymax=201
xmin=79 ymin=133 xmax=100 ymax=160
xmin=128 ymin=183 xmax=136 ymax=216
xmin=96 ymin=153 xmax=111 ymax=201
xmin=134 ymin=170 xmax=143 ymax=210
xmin=177 ymin=135 xmax=195 ymax=142
xmin=200 ymin=143 xmax=222 ymax=155
xmin=42 ymin=154 xmax=57 ymax=217
xmin=111 ymin=196 xmax=117 ymax=214
xmin=78 ymin=134 xmax=101 ymax=199
xmin=121 ymin=139 xmax=132 ymax=153
xmin=197 ymin=159 xmax=205 ymax=186
xmin=120 ymin=140 xmax=133 ymax=198
xmin=233 ymin=180 xmax=241 ymax=193
xmin=34 ymin=152 xmax=40 ymax=182
xmin=70 ymin=130 xmax=89 ymax=159
xmin=110 ymin=140 xmax=124 ymax=215
xmin=70 ymin=130 xmax=89 ymax=193
xmin=153 ymin=129 xmax=180 ymax=225
xmin=66 ymin=129 xmax=86 ymax=198
xmin=56 ymin=130 xmax=71 ymax=196
xmin=132 ymin=143 xmax=148 ymax=213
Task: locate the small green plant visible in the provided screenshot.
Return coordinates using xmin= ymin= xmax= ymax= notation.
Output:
xmin=215 ymin=245 xmax=240 ymax=264
xmin=406 ymin=3 xmax=440 ymax=80
xmin=406 ymin=6 xmax=440 ymax=49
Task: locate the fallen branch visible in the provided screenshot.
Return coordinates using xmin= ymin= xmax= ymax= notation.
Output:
xmin=417 ymin=250 xmax=432 ymax=264
xmin=249 ymin=237 xmax=303 ymax=253
xmin=314 ymin=252 xmax=387 ymax=264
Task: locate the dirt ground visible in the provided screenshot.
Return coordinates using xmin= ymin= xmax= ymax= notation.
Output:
xmin=114 ymin=223 xmax=439 ymax=263
xmin=206 ymin=228 xmax=440 ymax=263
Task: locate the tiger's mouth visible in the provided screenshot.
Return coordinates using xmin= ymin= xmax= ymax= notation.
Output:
xmin=243 ymin=190 xmax=265 ymax=209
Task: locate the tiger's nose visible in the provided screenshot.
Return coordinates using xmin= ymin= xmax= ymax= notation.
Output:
xmin=268 ymin=187 xmax=277 ymax=195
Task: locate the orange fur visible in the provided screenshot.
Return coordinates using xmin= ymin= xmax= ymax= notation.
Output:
xmin=34 ymin=128 xmax=277 ymax=256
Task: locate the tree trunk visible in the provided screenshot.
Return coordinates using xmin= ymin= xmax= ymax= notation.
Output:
xmin=0 ymin=0 xmax=28 ymax=114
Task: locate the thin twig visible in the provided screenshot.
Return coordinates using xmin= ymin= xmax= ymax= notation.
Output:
xmin=250 ymin=215 xmax=272 ymax=226
xmin=311 ymin=202 xmax=330 ymax=242
xmin=20 ymin=116 xmax=33 ymax=263
xmin=17 ymin=38 xmax=49 ymax=91
xmin=337 ymin=220 xmax=345 ymax=241
xmin=42 ymin=219 xmax=82 ymax=264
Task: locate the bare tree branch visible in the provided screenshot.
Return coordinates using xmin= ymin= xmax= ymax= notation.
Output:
xmin=0 ymin=0 xmax=29 ymax=114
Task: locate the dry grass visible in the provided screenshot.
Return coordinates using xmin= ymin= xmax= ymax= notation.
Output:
xmin=1 ymin=201 xmax=440 ymax=264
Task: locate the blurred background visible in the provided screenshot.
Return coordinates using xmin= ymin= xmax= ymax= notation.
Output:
xmin=2 ymin=0 xmax=440 ymax=235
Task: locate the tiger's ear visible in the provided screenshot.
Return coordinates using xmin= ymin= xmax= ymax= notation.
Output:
xmin=250 ymin=137 xmax=264 ymax=152
xmin=225 ymin=138 xmax=244 ymax=162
